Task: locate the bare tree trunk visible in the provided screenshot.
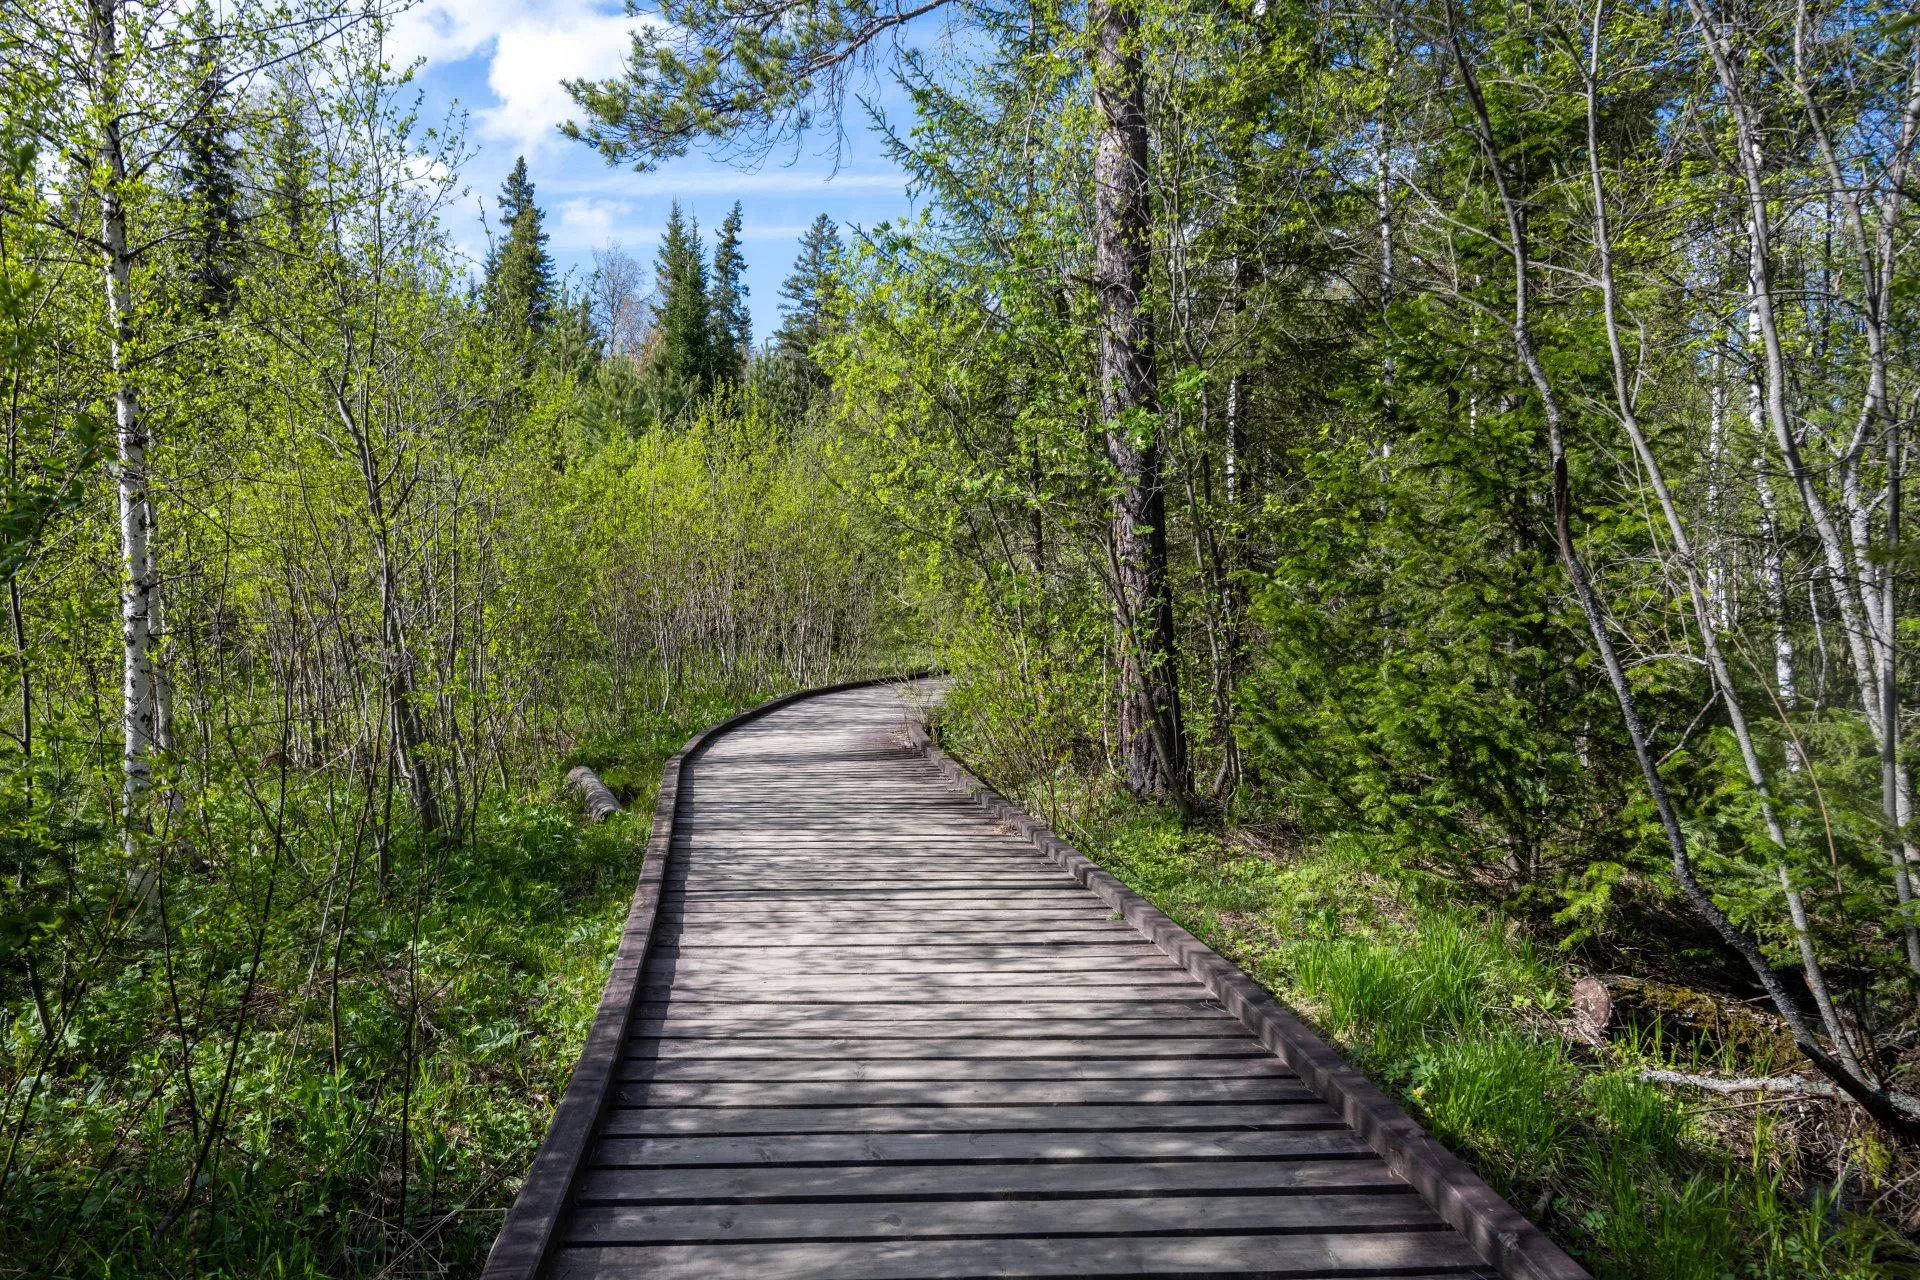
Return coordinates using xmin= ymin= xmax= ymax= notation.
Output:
xmin=1755 ymin=469 xmax=1795 ymax=705
xmin=1452 ymin=0 xmax=1913 ymax=1134
xmin=91 ymin=0 xmax=157 ymax=898
xmin=1693 ymin=0 xmax=1920 ymax=983
xmin=1581 ymin=21 xmax=1859 ymax=1073
xmin=1092 ymin=0 xmax=1187 ymax=807
xmin=1707 ymin=348 xmax=1727 ymax=629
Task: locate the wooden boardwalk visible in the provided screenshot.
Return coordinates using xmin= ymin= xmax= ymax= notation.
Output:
xmin=487 ymin=681 xmax=1585 ymax=1280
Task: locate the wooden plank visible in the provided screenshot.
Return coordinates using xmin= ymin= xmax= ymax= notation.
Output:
xmin=565 ymin=1191 xmax=1443 ymax=1245
xmin=588 ymin=1128 xmax=1379 ymax=1168
xmin=548 ymin=1231 xmax=1492 ymax=1279
xmin=669 ymin=887 xmax=1089 ymax=899
xmin=672 ymin=854 xmax=1058 ymax=865
xmin=599 ymin=1102 xmax=1345 ymax=1136
xmin=629 ymin=1016 xmax=1249 ymax=1038
xmin=657 ymin=905 xmax=1125 ymax=919
xmin=640 ymin=975 xmax=1202 ymax=997
xmin=654 ymin=943 xmax=1166 ymax=962
xmin=575 ymin=1157 xmax=1403 ymax=1204
xmin=653 ymin=923 xmax=1133 ymax=940
xmin=664 ymin=881 xmax=1090 ymax=893
xmin=652 ymin=956 xmax=1185 ymax=977
xmin=653 ymin=931 xmax=1141 ymax=948
xmin=625 ymin=1035 xmax=1273 ymax=1059
xmin=632 ymin=999 xmax=1237 ymax=1020
xmin=620 ymin=1056 xmax=1293 ymax=1082
xmin=675 ymin=850 xmax=1047 ymax=860
xmin=610 ymin=1077 xmax=1318 ymax=1107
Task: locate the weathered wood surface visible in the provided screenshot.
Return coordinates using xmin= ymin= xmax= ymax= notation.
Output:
xmin=567 ymin=766 xmax=623 ymax=823
xmin=493 ymin=681 xmax=1586 ymax=1279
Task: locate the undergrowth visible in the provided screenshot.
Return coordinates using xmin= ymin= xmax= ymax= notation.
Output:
xmin=0 ymin=692 xmax=761 ymax=1279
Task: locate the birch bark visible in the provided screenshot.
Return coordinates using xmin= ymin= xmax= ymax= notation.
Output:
xmin=90 ymin=0 xmax=158 ymax=893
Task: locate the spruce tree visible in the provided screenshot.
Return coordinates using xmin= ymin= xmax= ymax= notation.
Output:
xmin=709 ymin=202 xmax=750 ymax=386
xmin=487 ymin=157 xmax=557 ymax=334
xmin=182 ymin=39 xmax=241 ymax=314
xmin=775 ymin=212 xmax=843 ymax=373
xmin=651 ymin=201 xmax=712 ymax=401
xmin=267 ymin=92 xmax=308 ymax=245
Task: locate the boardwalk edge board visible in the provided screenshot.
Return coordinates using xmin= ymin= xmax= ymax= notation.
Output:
xmin=903 ymin=718 xmax=1591 ymax=1280
xmin=481 ymin=673 xmax=925 ymax=1280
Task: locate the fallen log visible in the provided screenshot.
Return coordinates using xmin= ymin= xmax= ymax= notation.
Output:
xmin=1570 ymin=973 xmax=1801 ymax=1066
xmin=567 ymin=766 xmax=623 ymax=823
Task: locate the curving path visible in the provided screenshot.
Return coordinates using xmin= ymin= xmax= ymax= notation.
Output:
xmin=487 ymin=681 xmax=1584 ymax=1280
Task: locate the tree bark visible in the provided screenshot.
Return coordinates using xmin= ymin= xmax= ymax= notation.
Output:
xmin=1091 ymin=0 xmax=1186 ymax=807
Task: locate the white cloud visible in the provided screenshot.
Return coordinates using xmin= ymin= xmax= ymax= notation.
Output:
xmin=551 ymin=197 xmax=636 ymax=249
xmin=388 ymin=1 xmax=651 ymax=159
xmin=386 ymin=0 xmax=527 ymax=66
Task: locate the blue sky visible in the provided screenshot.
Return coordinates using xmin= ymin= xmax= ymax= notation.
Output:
xmin=386 ymin=0 xmax=925 ymax=342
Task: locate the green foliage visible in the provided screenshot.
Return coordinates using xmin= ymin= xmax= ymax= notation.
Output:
xmin=0 ymin=706 xmax=725 ymax=1276
xmin=180 ymin=34 xmax=242 ymax=316
xmin=650 ymin=201 xmax=714 ymax=414
xmin=777 ymin=212 xmax=845 ymax=372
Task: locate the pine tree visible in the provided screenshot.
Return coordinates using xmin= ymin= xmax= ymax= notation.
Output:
xmin=709 ymin=202 xmax=750 ymax=386
xmin=651 ymin=201 xmax=712 ymax=402
xmin=487 ymin=156 xmax=557 ymax=334
xmin=182 ymin=38 xmax=241 ymax=314
xmin=775 ymin=212 xmax=843 ymax=374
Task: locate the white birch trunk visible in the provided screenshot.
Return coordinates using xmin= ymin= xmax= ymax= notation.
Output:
xmin=1707 ymin=348 xmax=1727 ymax=631
xmin=92 ymin=0 xmax=157 ymax=893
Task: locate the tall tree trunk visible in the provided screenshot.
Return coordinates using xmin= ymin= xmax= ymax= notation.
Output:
xmin=1582 ymin=27 xmax=1861 ymax=1072
xmin=91 ymin=0 xmax=157 ymax=895
xmin=1691 ymin=0 xmax=1920 ymax=983
xmin=1092 ymin=0 xmax=1186 ymax=807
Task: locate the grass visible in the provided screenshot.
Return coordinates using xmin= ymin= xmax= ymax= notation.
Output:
xmin=1070 ymin=813 xmax=1918 ymax=1280
xmin=0 ymin=690 xmax=765 ymax=1279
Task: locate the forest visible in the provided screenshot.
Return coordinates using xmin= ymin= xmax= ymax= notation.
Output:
xmin=3 ymin=0 xmax=1920 ymax=1275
